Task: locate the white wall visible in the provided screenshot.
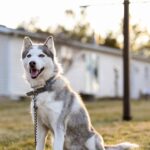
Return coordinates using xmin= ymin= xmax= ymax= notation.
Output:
xmin=0 ymin=33 xmax=150 ymax=99
xmin=131 ymin=60 xmax=150 ymax=99
xmin=8 ymin=36 xmax=30 ymax=96
xmin=66 ymin=52 xmax=86 ymax=93
xmin=62 ymin=46 xmax=150 ymax=99
xmin=0 ymin=35 xmax=11 ymax=95
xmin=97 ymin=53 xmax=123 ymax=97
xmin=66 ymin=51 xmax=100 ymax=95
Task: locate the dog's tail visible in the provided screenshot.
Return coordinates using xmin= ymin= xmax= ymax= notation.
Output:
xmin=94 ymin=134 xmax=139 ymax=150
xmin=104 ymin=142 xmax=139 ymax=150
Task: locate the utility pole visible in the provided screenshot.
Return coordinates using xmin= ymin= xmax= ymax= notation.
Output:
xmin=123 ymin=0 xmax=132 ymax=120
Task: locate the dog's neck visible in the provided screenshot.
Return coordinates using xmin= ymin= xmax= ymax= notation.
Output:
xmin=26 ymin=72 xmax=70 ymax=97
xmin=26 ymin=75 xmax=57 ymax=96
xmin=28 ymin=72 xmax=57 ymax=89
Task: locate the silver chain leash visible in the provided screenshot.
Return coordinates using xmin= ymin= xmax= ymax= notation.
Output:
xmin=33 ymin=94 xmax=38 ymax=146
xmin=26 ymin=76 xmax=56 ymax=147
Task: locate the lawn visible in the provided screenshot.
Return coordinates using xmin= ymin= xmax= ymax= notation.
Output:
xmin=0 ymin=97 xmax=150 ymax=150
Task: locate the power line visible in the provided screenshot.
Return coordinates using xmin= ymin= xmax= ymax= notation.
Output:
xmin=80 ymin=0 xmax=150 ymax=7
xmin=131 ymin=0 xmax=150 ymax=3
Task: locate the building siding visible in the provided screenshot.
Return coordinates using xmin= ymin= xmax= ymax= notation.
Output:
xmin=0 ymin=35 xmax=10 ymax=95
xmin=0 ymin=27 xmax=150 ymax=99
xmin=8 ymin=37 xmax=30 ymax=96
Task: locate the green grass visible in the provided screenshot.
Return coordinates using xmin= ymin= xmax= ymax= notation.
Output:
xmin=0 ymin=98 xmax=150 ymax=150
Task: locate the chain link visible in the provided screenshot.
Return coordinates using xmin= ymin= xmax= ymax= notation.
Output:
xmin=33 ymin=95 xmax=38 ymax=146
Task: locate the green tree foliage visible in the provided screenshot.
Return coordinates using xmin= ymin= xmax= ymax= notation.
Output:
xmin=16 ymin=10 xmax=150 ymax=55
xmin=102 ymin=32 xmax=120 ymax=49
xmin=130 ymin=24 xmax=150 ymax=51
xmin=17 ymin=17 xmax=39 ymax=32
xmin=17 ymin=17 xmax=52 ymax=35
xmin=56 ymin=9 xmax=95 ymax=43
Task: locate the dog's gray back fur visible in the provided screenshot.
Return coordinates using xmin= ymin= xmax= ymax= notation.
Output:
xmin=46 ymin=75 xmax=96 ymax=149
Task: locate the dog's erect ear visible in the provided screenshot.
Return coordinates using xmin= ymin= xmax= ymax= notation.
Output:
xmin=23 ymin=36 xmax=32 ymax=50
xmin=44 ymin=36 xmax=56 ymax=56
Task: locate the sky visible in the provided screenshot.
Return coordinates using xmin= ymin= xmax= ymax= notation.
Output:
xmin=0 ymin=0 xmax=150 ymax=36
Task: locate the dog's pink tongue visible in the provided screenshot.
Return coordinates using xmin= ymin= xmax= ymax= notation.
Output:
xmin=31 ymin=69 xmax=39 ymax=78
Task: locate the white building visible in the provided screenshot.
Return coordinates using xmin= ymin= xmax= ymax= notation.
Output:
xmin=0 ymin=26 xmax=150 ymax=99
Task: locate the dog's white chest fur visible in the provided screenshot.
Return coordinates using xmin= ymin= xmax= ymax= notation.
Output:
xmin=31 ymin=91 xmax=63 ymax=129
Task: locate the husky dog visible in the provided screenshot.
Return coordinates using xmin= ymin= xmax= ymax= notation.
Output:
xmin=22 ymin=36 xmax=138 ymax=150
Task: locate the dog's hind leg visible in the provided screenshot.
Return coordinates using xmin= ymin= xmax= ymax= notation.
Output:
xmin=85 ymin=134 xmax=105 ymax=150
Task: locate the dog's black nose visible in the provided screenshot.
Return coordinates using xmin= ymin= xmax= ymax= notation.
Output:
xmin=29 ymin=61 xmax=36 ymax=68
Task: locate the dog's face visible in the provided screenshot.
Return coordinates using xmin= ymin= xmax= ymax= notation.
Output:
xmin=22 ymin=36 xmax=56 ymax=83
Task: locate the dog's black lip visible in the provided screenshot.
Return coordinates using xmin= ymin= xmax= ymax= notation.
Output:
xmin=30 ymin=67 xmax=44 ymax=79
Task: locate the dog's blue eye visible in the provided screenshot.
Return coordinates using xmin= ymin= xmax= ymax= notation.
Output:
xmin=27 ymin=54 xmax=31 ymax=58
xmin=39 ymin=54 xmax=45 ymax=57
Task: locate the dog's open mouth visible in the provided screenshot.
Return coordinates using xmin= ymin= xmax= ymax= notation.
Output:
xmin=30 ymin=67 xmax=44 ymax=79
